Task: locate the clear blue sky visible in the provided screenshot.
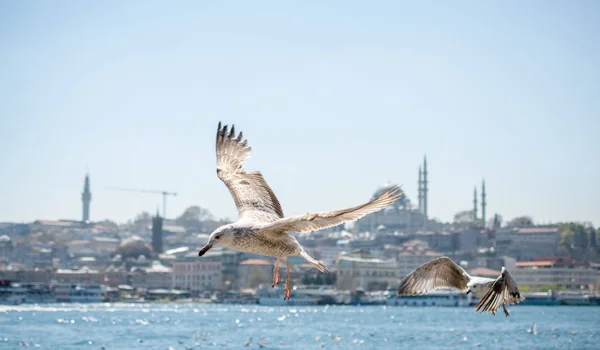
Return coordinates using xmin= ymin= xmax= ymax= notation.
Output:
xmin=1 ymin=1 xmax=599 ymax=226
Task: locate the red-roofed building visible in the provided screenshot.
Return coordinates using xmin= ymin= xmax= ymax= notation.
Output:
xmin=468 ymin=267 xmax=501 ymax=278
xmin=512 ymin=256 xmax=597 ymax=291
xmin=515 ymin=261 xmax=554 ymax=268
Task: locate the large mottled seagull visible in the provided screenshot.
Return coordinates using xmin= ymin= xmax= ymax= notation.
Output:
xmin=198 ymin=122 xmax=402 ymax=299
xmin=396 ymin=256 xmax=525 ymax=317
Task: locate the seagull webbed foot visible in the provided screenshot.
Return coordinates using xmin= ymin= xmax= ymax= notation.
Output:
xmin=272 ymin=258 xmax=280 ymax=287
xmin=283 ymin=258 xmax=292 ymax=300
xmin=503 ymin=305 xmax=510 ymax=317
xmin=284 ymin=284 xmax=291 ymax=300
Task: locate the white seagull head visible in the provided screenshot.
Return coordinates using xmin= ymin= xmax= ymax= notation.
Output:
xmin=198 ymin=224 xmax=235 ymax=256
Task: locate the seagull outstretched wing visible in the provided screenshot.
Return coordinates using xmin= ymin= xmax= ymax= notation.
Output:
xmin=475 ymin=267 xmax=524 ymax=314
xmin=260 ymin=186 xmax=402 ymax=233
xmin=397 ymin=256 xmax=471 ymax=295
xmin=216 ymin=122 xmax=284 ymax=223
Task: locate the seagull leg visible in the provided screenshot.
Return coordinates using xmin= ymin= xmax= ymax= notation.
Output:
xmin=502 ymin=304 xmax=510 ymax=317
xmin=272 ymin=258 xmax=280 ymax=287
xmin=284 ymin=258 xmax=292 ymax=300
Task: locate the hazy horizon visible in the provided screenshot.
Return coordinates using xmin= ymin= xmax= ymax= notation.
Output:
xmin=1 ymin=1 xmax=599 ymax=226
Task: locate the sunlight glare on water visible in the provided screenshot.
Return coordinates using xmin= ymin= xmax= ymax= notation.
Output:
xmin=0 ymin=303 xmax=598 ymax=349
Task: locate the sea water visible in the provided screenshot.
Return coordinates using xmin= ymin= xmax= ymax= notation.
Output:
xmin=1 ymin=303 xmax=598 ymax=349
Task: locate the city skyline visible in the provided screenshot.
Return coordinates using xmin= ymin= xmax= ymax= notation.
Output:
xmin=5 ymin=164 xmax=592 ymax=228
xmin=1 ymin=1 xmax=599 ymax=226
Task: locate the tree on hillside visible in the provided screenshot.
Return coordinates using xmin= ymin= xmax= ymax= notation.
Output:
xmin=589 ymin=227 xmax=599 ymax=261
xmin=177 ymin=206 xmax=213 ymax=222
xmin=558 ymin=222 xmax=599 ymax=262
xmin=574 ymin=224 xmax=589 ymax=248
xmin=133 ymin=211 xmax=152 ymax=227
xmin=176 ymin=206 xmax=214 ymax=231
xmin=97 ymin=219 xmax=119 ymax=230
xmin=559 ymin=224 xmax=575 ymax=250
xmin=453 ymin=210 xmax=473 ymax=225
xmin=202 ymin=217 xmax=233 ymax=233
xmin=507 ymin=216 xmax=534 ymax=227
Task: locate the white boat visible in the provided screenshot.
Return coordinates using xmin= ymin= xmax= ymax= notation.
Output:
xmin=386 ymin=289 xmax=472 ymax=307
xmin=257 ymin=287 xmax=319 ymax=306
xmin=0 ymin=283 xmax=27 ymax=305
xmin=52 ymin=283 xmax=103 ymax=303
xmin=559 ymin=293 xmax=593 ymax=306
xmin=22 ymin=283 xmax=57 ymax=303
xmin=519 ymin=291 xmax=560 ymax=306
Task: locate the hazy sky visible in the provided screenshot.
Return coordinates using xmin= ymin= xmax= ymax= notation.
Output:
xmin=1 ymin=1 xmax=599 ymax=226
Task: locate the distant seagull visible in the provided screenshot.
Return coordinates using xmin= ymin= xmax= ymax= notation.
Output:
xmin=396 ymin=256 xmax=524 ymax=317
xmin=198 ymin=122 xmax=402 ymax=299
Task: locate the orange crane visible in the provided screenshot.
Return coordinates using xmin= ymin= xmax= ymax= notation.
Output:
xmin=107 ymin=187 xmax=177 ymax=218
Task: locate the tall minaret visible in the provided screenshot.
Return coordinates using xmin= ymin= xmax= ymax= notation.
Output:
xmin=481 ymin=179 xmax=487 ymax=227
xmin=422 ymin=155 xmax=428 ymax=219
xmin=81 ymin=173 xmax=91 ymax=222
xmin=473 ymin=186 xmax=478 ymax=222
xmin=152 ymin=210 xmax=164 ymax=254
xmin=417 ymin=166 xmax=423 ymax=213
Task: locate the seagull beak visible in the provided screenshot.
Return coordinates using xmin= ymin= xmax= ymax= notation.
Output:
xmin=198 ymin=243 xmax=213 ymax=257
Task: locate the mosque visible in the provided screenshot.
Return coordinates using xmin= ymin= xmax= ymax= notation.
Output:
xmin=354 ymin=156 xmax=430 ymax=233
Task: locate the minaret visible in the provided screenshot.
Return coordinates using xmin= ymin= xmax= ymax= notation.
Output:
xmin=422 ymin=155 xmax=428 ymax=219
xmin=481 ymin=180 xmax=487 ymax=227
xmin=473 ymin=186 xmax=478 ymax=223
xmin=81 ymin=173 xmax=91 ymax=223
xmin=152 ymin=210 xmax=164 ymax=254
xmin=417 ymin=166 xmax=423 ymax=213
xmin=489 ymin=213 xmax=499 ymax=253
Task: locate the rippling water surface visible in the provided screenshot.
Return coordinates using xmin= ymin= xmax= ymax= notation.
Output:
xmin=1 ymin=303 xmax=598 ymax=349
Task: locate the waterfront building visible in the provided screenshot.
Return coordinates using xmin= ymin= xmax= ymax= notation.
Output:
xmin=512 ymin=257 xmax=597 ymax=290
xmin=336 ymin=255 xmax=399 ymax=291
xmin=172 ymin=251 xmax=223 ymax=292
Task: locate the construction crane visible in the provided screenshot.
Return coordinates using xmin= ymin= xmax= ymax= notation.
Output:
xmin=107 ymin=187 xmax=177 ymax=218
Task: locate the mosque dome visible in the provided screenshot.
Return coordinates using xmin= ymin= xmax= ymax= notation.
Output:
xmin=115 ymin=235 xmax=154 ymax=260
xmin=384 ymin=204 xmax=395 ymax=211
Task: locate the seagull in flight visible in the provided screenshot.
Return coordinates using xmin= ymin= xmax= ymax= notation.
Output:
xmin=396 ymin=256 xmax=524 ymax=316
xmin=198 ymin=122 xmax=402 ymax=299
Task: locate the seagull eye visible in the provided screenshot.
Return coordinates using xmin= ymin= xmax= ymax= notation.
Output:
xmin=215 ymin=235 xmax=221 ymax=240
